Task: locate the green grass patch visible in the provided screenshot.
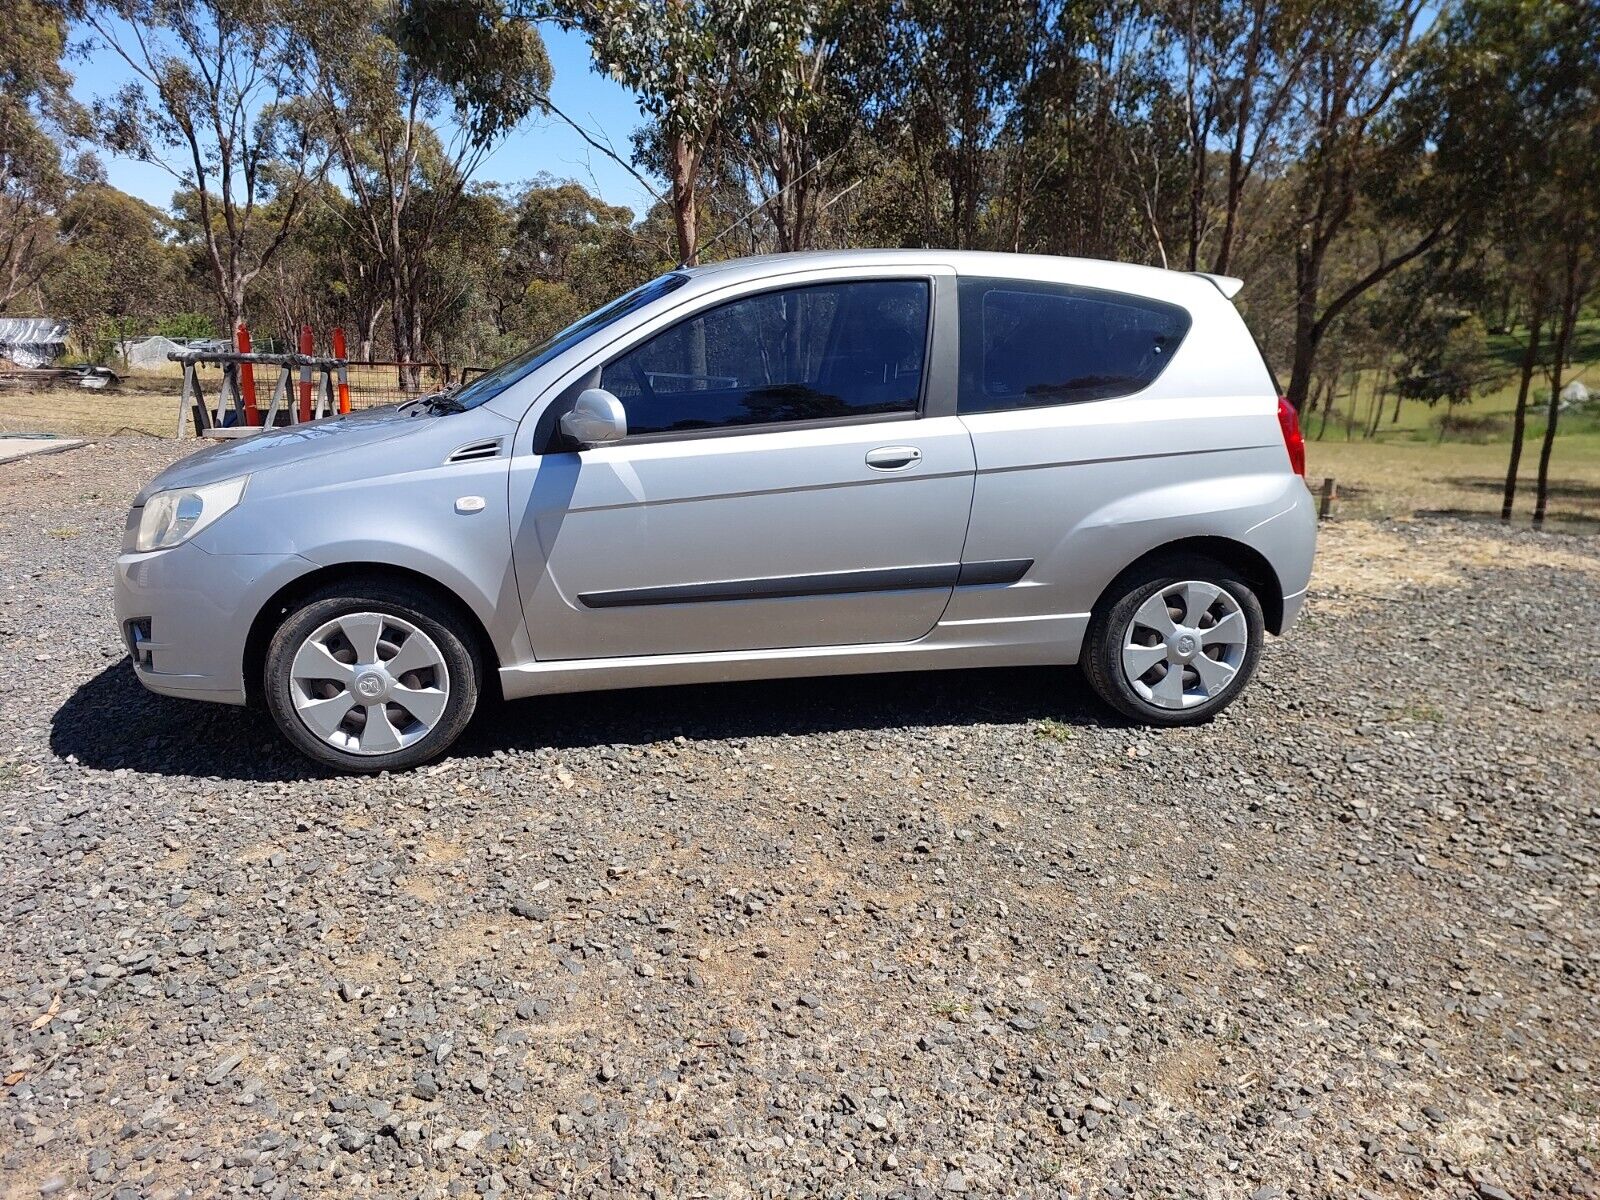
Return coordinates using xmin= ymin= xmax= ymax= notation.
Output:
xmin=1034 ymin=718 xmax=1074 ymax=743
xmin=1312 ymin=315 xmax=1599 ymax=446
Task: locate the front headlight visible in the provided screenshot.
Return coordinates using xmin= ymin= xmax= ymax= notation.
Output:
xmin=133 ymin=476 xmax=249 ymax=552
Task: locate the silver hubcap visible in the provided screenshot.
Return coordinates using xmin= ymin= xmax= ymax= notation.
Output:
xmin=289 ymin=612 xmax=450 ymax=756
xmin=1120 ymin=580 xmax=1248 ymax=710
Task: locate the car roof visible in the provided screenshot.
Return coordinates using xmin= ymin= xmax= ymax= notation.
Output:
xmin=678 ymin=249 xmax=1233 ymax=305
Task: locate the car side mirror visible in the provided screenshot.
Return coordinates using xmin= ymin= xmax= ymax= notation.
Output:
xmin=559 ymin=388 xmax=627 ymax=448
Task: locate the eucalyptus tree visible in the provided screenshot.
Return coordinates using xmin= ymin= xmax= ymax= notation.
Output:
xmin=301 ymin=0 xmax=552 ymax=373
xmin=42 ymin=184 xmax=186 ymax=359
xmin=1395 ymin=0 xmax=1599 ymax=522
xmin=721 ymin=0 xmax=888 ymax=254
xmin=1154 ymin=0 xmax=1314 ymax=275
xmin=1527 ymin=148 xmax=1599 ymax=529
xmin=509 ymin=177 xmax=636 ymax=293
xmin=884 ymin=0 xmax=1037 ymax=249
xmin=1277 ymin=0 xmax=1469 ymax=412
xmin=564 ymin=0 xmax=761 ymax=265
xmin=84 ymin=0 xmax=330 ymax=330
xmin=1 ymin=0 xmax=90 ymax=313
xmin=1502 ymin=3 xmax=1598 ymax=529
xmin=1016 ymin=0 xmax=1177 ymax=261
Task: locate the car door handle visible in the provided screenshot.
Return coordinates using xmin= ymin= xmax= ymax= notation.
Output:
xmin=865 ymin=445 xmax=921 ymax=471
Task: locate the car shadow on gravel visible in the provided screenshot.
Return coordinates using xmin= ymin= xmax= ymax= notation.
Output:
xmin=50 ymin=660 xmax=316 ymax=781
xmin=53 ymin=657 xmax=1106 ymax=780
xmin=464 ymin=664 xmax=1104 ymax=756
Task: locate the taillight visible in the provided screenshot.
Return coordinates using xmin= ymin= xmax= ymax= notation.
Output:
xmin=1276 ymin=395 xmax=1306 ymax=477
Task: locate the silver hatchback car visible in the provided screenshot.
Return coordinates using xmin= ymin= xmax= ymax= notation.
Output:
xmin=116 ymin=251 xmax=1316 ymax=772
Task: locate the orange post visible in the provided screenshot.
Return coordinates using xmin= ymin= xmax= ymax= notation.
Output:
xmin=235 ymin=322 xmax=260 ymax=425
xmin=331 ymin=327 xmax=352 ymax=414
xmin=297 ymin=325 xmax=314 ymax=422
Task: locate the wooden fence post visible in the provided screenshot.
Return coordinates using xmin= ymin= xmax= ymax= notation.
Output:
xmin=263 ymin=365 xmax=290 ymax=427
xmin=176 ymin=361 xmax=197 ymax=438
xmin=1318 ymin=476 xmax=1337 ymax=521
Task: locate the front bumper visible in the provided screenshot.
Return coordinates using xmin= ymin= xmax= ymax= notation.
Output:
xmin=115 ymin=541 xmax=313 ymax=705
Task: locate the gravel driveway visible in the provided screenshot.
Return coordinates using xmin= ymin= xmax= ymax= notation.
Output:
xmin=3 ymin=439 xmax=1598 ymax=1200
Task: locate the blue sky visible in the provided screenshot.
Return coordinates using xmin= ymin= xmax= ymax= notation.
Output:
xmin=68 ymin=22 xmax=658 ymax=219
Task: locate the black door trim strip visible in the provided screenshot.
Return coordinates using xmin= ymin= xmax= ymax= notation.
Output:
xmin=956 ymin=558 xmax=1034 ymax=586
xmin=578 ymin=558 xmax=1031 ymax=609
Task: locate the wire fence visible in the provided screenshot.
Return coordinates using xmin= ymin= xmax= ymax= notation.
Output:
xmin=340 ymin=362 xmax=451 ymax=410
xmin=339 ymin=362 xmax=493 ymax=409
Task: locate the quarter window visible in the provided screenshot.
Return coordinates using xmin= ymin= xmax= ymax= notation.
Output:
xmin=600 ymin=279 xmax=930 ymax=436
xmin=958 ymin=279 xmax=1190 ymax=413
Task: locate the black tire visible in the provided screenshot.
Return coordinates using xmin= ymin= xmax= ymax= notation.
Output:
xmin=264 ymin=579 xmax=481 ymax=772
xmin=1082 ymin=554 xmax=1265 ymax=726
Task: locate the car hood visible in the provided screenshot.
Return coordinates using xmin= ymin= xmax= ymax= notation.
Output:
xmin=133 ymin=406 xmax=428 ymax=504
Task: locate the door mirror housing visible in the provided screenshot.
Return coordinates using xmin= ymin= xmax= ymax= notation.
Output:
xmin=560 ymin=388 xmax=628 ymax=448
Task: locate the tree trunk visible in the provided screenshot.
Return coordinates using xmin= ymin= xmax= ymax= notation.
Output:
xmin=1285 ymin=246 xmax=1320 ymax=412
xmin=669 ymin=132 xmax=706 ymax=376
xmin=1366 ymin=366 xmax=1389 ymax=438
xmin=1314 ymin=374 xmax=1335 ymax=440
xmin=1286 ymin=323 xmax=1318 ymax=415
xmin=1344 ymin=366 xmax=1358 ymax=441
xmin=390 ymin=265 xmax=415 ymax=390
xmin=1500 ymin=311 xmax=1543 ymax=522
xmin=1533 ymin=278 xmax=1578 ymax=529
xmin=670 ymin=133 xmax=699 ymax=266
xmin=220 ymin=275 xmax=246 ymax=340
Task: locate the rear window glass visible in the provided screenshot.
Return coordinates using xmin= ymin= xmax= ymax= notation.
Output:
xmin=958 ymin=279 xmax=1191 ymax=413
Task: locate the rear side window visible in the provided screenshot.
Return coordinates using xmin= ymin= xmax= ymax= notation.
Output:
xmin=958 ymin=278 xmax=1191 ymax=414
xmin=600 ymin=279 xmax=930 ymax=437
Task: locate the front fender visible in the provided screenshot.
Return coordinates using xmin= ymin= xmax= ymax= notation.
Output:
xmin=194 ymin=430 xmax=533 ymax=670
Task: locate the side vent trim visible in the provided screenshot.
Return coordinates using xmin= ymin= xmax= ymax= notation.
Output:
xmin=446 ymin=438 xmax=503 ymax=464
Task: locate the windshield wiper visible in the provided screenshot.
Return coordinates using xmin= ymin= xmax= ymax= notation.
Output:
xmin=404 ymin=384 xmax=465 ymax=414
xmin=424 ymin=391 xmax=466 ymax=414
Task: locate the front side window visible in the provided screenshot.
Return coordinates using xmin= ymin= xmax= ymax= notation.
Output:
xmin=599 ymin=279 xmax=930 ymax=437
xmin=958 ymin=278 xmax=1191 ymax=414
xmin=451 ymin=272 xmax=689 ymax=410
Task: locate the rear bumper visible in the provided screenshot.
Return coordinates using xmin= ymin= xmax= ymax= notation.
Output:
xmin=1242 ymin=482 xmax=1317 ymax=635
xmin=1278 ymin=586 xmax=1308 ymax=634
xmin=115 ymin=542 xmax=313 ymax=705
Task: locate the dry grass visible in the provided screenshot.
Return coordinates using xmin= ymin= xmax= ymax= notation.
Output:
xmin=0 ymin=379 xmax=179 ymax=438
xmin=1306 ymin=435 xmax=1600 ymax=532
xmin=1312 ymin=521 xmax=1600 ymax=612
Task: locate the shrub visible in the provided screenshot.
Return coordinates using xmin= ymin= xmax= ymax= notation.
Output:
xmin=153 ymin=313 xmax=218 ymax=341
xmin=1434 ymin=411 xmax=1508 ymax=442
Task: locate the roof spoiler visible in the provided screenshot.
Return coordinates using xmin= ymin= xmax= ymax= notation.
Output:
xmin=1192 ymin=272 xmax=1244 ymax=300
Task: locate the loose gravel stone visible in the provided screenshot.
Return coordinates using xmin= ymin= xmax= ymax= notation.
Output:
xmin=2 ymin=439 xmax=1598 ymax=1197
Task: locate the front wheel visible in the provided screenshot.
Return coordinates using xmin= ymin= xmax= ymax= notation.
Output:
xmin=264 ymin=581 xmax=481 ymax=772
xmin=1082 ymin=556 xmax=1264 ymax=726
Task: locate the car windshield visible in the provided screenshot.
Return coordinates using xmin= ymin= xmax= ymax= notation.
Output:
xmin=450 ymin=273 xmax=689 ymax=410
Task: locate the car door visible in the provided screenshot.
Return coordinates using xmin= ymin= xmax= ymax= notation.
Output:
xmin=508 ymin=269 xmax=975 ymax=661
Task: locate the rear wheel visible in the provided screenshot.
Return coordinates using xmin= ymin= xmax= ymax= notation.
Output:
xmin=1082 ymin=555 xmax=1264 ymax=726
xmin=264 ymin=581 xmax=480 ymax=772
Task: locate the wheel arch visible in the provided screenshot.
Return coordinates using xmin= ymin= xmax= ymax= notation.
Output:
xmin=1090 ymin=536 xmax=1286 ymax=634
xmin=243 ymin=562 xmax=503 ymax=708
